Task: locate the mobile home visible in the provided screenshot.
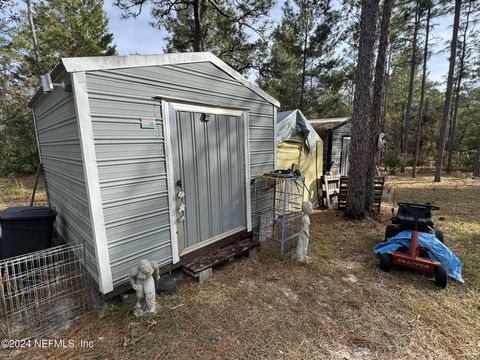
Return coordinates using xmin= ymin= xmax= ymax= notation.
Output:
xmin=311 ymin=117 xmax=351 ymax=176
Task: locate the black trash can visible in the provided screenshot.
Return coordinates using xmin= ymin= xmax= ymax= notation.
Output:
xmin=0 ymin=206 xmax=57 ymax=259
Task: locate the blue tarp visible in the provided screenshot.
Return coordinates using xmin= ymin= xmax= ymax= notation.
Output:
xmin=374 ymin=230 xmax=464 ymax=283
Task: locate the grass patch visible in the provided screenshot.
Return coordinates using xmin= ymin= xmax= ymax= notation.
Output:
xmin=0 ymin=175 xmax=47 ymax=210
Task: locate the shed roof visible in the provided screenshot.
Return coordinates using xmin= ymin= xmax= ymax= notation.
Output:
xmin=310 ymin=117 xmax=350 ymax=123
xmin=28 ymin=52 xmax=280 ymax=108
xmin=310 ymin=117 xmax=351 ymax=134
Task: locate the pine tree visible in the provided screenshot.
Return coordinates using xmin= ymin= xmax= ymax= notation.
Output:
xmin=434 ymin=0 xmax=462 ymax=182
xmin=345 ymin=0 xmax=380 ymax=219
xmin=446 ymin=0 xmax=474 ymax=173
xmin=365 ymin=0 xmax=394 ymax=212
xmin=11 ymin=0 xmax=116 ymax=78
xmin=412 ymin=2 xmax=433 ymax=179
xmin=1 ymin=0 xmax=116 ymax=175
xmin=116 ymin=0 xmax=273 ymax=74
xmin=400 ymin=1 xmax=421 ymax=173
xmin=163 ymin=1 xmax=269 ymax=75
xmin=258 ymin=0 xmax=345 ymax=115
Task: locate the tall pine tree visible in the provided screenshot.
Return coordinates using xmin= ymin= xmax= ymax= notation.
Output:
xmin=435 ymin=0 xmax=462 ymax=182
xmin=0 ymin=0 xmax=116 ymax=175
xmin=258 ymin=0 xmax=346 ymax=116
xmin=10 ymin=0 xmax=116 ymax=79
xmin=116 ymin=0 xmax=273 ymax=75
xmin=345 ymin=0 xmax=379 ymax=219
xmin=162 ymin=0 xmax=270 ymax=75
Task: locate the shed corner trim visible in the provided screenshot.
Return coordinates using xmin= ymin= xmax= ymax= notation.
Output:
xmin=273 ymin=106 xmax=277 ymax=169
xmin=161 ymin=99 xmax=180 ymax=264
xmin=244 ymin=110 xmax=252 ymax=231
xmin=71 ymin=71 xmax=114 ymax=294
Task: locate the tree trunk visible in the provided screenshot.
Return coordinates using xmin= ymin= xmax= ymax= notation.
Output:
xmin=345 ymin=0 xmax=380 ymax=219
xmin=412 ymin=5 xmax=431 ymax=179
xmin=378 ymin=48 xmax=392 ymax=169
xmin=299 ymin=10 xmax=309 ymax=109
xmin=365 ymin=0 xmax=394 ymax=212
xmin=434 ymin=0 xmax=462 ymax=182
xmin=193 ymin=0 xmax=207 ymax=51
xmin=473 ymin=139 xmax=480 ymax=177
xmin=381 ymin=48 xmax=393 ymax=133
xmin=446 ymin=90 xmax=456 ymax=160
xmin=25 ymin=0 xmax=40 ymax=75
xmin=400 ymin=3 xmax=420 ymax=173
xmin=446 ymin=84 xmax=459 ymax=171
xmin=447 ymin=1 xmax=471 ymax=173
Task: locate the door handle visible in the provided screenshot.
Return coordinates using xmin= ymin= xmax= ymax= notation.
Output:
xmin=177 ymin=189 xmax=185 ymax=220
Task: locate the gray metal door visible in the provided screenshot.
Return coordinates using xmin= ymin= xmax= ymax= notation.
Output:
xmin=170 ymin=109 xmax=246 ymax=253
xmin=340 ymin=136 xmax=351 ymax=176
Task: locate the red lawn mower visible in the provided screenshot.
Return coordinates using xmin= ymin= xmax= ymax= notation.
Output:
xmin=378 ymin=202 xmax=448 ymax=288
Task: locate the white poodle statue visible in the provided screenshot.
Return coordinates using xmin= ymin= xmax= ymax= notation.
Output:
xmin=297 ymin=201 xmax=314 ymax=263
xmin=129 ymin=259 xmax=160 ymax=317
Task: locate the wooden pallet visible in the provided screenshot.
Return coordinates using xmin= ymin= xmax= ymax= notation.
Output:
xmin=338 ymin=176 xmax=385 ymax=212
xmin=182 ymin=238 xmax=259 ymax=283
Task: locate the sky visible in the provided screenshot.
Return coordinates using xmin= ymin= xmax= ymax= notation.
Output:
xmin=103 ymin=1 xmax=453 ymax=86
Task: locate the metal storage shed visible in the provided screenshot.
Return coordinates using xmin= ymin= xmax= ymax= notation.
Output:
xmin=310 ymin=117 xmax=351 ymax=176
xmin=28 ymin=52 xmax=279 ymax=295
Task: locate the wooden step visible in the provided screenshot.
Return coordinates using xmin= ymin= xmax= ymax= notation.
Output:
xmin=182 ymin=237 xmax=259 ymax=282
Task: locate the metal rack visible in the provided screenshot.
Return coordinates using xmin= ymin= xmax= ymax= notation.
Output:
xmin=252 ymin=173 xmax=305 ymax=256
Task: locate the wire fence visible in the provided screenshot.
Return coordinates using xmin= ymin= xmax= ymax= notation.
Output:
xmin=0 ymin=244 xmax=92 ymax=339
xmin=252 ymin=174 xmax=304 ymax=256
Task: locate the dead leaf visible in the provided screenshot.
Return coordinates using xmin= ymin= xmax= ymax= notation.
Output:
xmin=170 ymin=303 xmax=184 ymax=310
xmin=147 ymin=319 xmax=157 ymax=329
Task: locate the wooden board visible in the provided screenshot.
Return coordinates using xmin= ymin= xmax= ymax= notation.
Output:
xmin=182 ymin=238 xmax=259 ymax=278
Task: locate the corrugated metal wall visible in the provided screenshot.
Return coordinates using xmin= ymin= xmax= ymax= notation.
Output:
xmin=33 ymin=74 xmax=98 ymax=280
xmin=85 ymin=61 xmax=275 ymax=286
xmin=173 ymin=111 xmax=246 ymax=250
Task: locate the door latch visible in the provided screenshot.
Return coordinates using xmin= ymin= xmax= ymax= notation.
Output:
xmin=176 ymin=186 xmax=185 ymax=222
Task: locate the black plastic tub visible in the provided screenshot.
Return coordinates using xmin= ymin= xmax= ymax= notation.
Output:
xmin=0 ymin=206 xmax=57 ymax=259
xmin=155 ymin=273 xmax=181 ymax=295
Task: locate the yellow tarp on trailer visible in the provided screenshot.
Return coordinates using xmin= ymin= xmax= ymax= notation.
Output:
xmin=276 ymin=136 xmax=323 ymax=205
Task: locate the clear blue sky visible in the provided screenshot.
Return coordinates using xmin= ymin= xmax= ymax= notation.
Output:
xmin=103 ymin=1 xmax=452 ymax=86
